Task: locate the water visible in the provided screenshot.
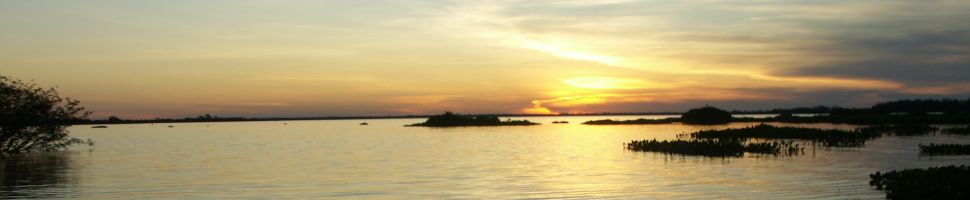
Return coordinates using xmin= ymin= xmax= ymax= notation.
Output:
xmin=3 ymin=116 xmax=970 ymax=199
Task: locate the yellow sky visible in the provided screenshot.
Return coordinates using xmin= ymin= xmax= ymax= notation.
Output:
xmin=2 ymin=0 xmax=968 ymax=118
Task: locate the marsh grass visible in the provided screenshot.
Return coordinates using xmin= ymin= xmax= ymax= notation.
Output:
xmin=690 ymin=124 xmax=882 ymax=147
xmin=625 ymin=139 xmax=803 ymax=157
xmin=870 ymin=165 xmax=970 ymax=199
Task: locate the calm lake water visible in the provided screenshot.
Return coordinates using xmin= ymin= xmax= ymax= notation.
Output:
xmin=3 ymin=115 xmax=970 ymax=199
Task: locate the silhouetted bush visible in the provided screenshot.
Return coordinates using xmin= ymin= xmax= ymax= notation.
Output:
xmin=407 ymin=112 xmax=539 ymax=127
xmin=870 ymin=165 xmax=970 ymax=199
xmin=582 ymin=118 xmax=677 ymax=125
xmin=625 ymin=139 xmax=801 ymax=157
xmin=871 ymin=99 xmax=970 ymax=115
xmin=942 ymin=126 xmax=970 ymax=135
xmin=626 ymin=139 xmax=745 ymax=157
xmin=919 ymin=143 xmax=970 ymax=156
xmin=1 ymin=75 xmax=88 ymax=154
xmin=691 ymin=124 xmax=882 ymax=147
xmin=681 ymin=106 xmax=733 ymax=125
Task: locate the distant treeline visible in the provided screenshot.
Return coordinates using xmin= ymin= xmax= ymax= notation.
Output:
xmin=73 ymin=98 xmax=970 ymax=125
xmin=71 ymin=114 xmax=433 ymax=125
xmin=735 ymin=99 xmax=970 ymax=115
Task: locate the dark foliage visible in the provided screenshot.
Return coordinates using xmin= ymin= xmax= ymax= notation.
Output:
xmin=870 ymin=165 xmax=970 ymax=199
xmin=407 ymin=112 xmax=539 ymax=127
xmin=1 ymin=75 xmax=88 ymax=154
xmin=681 ymin=106 xmax=733 ymax=125
xmin=626 ymin=139 xmax=745 ymax=157
xmin=775 ymin=114 xmax=970 ymax=125
xmin=691 ymin=124 xmax=882 ymax=147
xmin=624 ymin=139 xmax=801 ymax=157
xmin=919 ymin=143 xmax=970 ymax=156
xmin=582 ymin=118 xmax=678 ymax=125
xmin=871 ymin=99 xmax=970 ymax=115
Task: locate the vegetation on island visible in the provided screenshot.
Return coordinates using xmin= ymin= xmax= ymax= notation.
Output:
xmin=625 ymin=139 xmax=801 ymax=157
xmin=583 ymin=118 xmax=678 ymax=125
xmin=1 ymin=75 xmax=90 ymax=154
xmin=621 ymin=123 xmax=957 ymax=157
xmin=406 ymin=112 xmax=539 ymax=127
xmin=583 ymin=99 xmax=970 ymax=125
xmin=919 ymin=143 xmax=970 ymax=156
xmin=681 ymin=106 xmax=733 ymax=125
xmin=623 ymin=124 xmax=900 ymax=157
xmin=691 ymin=124 xmax=882 ymax=147
xmin=870 ymin=165 xmax=970 ymax=199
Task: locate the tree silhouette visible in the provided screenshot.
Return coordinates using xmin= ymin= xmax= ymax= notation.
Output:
xmin=1 ymin=75 xmax=88 ymax=154
xmin=681 ymin=106 xmax=733 ymax=124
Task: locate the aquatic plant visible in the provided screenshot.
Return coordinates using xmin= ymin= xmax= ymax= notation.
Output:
xmin=625 ymin=139 xmax=802 ymax=157
xmin=582 ymin=118 xmax=677 ymax=125
xmin=870 ymin=165 xmax=970 ymax=199
xmin=919 ymin=143 xmax=970 ymax=156
xmin=626 ymin=139 xmax=745 ymax=157
xmin=407 ymin=112 xmax=539 ymax=127
xmin=941 ymin=126 xmax=970 ymax=135
xmin=690 ymin=124 xmax=881 ymax=147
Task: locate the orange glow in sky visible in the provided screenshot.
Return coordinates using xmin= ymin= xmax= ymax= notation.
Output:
xmin=2 ymin=0 xmax=968 ymax=118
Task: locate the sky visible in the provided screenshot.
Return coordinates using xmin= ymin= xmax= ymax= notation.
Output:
xmin=1 ymin=0 xmax=969 ymax=119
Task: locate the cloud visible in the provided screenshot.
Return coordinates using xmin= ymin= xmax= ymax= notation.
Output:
xmin=783 ymin=30 xmax=970 ymax=86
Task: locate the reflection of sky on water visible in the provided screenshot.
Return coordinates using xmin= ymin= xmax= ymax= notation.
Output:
xmin=1 ymin=117 xmax=968 ymax=199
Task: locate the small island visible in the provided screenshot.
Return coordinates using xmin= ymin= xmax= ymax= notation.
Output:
xmin=582 ymin=106 xmax=732 ymax=125
xmin=681 ymin=106 xmax=733 ymax=125
xmin=406 ymin=112 xmax=539 ymax=127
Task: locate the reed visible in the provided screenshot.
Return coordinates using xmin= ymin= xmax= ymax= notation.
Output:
xmin=582 ymin=118 xmax=678 ymax=125
xmin=624 ymin=139 xmax=802 ymax=157
xmin=690 ymin=124 xmax=881 ymax=147
xmin=870 ymin=165 xmax=970 ymax=199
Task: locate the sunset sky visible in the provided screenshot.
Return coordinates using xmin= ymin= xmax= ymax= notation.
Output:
xmin=2 ymin=0 xmax=968 ymax=119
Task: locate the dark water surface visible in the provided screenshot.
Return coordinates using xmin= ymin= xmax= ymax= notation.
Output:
xmin=3 ymin=116 xmax=970 ymax=199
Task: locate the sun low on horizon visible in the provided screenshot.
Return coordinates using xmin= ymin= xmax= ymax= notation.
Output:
xmin=2 ymin=0 xmax=969 ymax=119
